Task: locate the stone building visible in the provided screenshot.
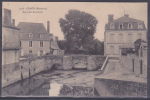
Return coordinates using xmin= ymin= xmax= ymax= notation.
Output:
xmin=2 ymin=8 xmax=20 ymax=85
xmin=104 ymin=14 xmax=147 ymax=57
xmin=119 ymin=40 xmax=147 ymax=78
xmin=2 ymin=8 xmax=20 ymax=66
xmin=51 ymin=41 xmax=64 ymax=55
xmin=17 ymin=21 xmax=50 ymax=57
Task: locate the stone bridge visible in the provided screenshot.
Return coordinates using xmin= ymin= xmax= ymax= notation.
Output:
xmin=2 ymin=55 xmax=106 ymax=87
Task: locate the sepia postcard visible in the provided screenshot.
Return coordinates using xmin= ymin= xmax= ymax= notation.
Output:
xmin=1 ymin=2 xmax=148 ymax=97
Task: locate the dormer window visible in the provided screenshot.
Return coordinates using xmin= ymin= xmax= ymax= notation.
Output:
xmin=120 ymin=24 xmax=122 ymax=29
xmin=138 ymin=21 xmax=143 ymax=29
xmin=110 ymin=23 xmax=115 ymax=29
xmin=29 ymin=33 xmax=33 ymax=38
xmin=119 ymin=23 xmax=123 ymax=29
xmin=40 ymin=34 xmax=43 ymax=38
xmin=128 ymin=23 xmax=132 ymax=29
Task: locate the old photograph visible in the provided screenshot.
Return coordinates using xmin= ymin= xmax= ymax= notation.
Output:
xmin=1 ymin=2 xmax=147 ymax=97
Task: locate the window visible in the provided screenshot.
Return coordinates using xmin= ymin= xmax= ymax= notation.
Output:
xmin=128 ymin=33 xmax=132 ymax=42
xmin=138 ymin=33 xmax=142 ymax=39
xmin=40 ymin=50 xmax=43 ymax=56
xmin=20 ymin=41 xmax=21 ymax=47
xmin=40 ymin=41 xmax=43 ymax=47
xmin=138 ymin=21 xmax=143 ymax=29
xmin=110 ymin=23 xmax=115 ymax=29
xmin=29 ymin=41 xmax=32 ymax=47
xmin=29 ymin=33 xmax=33 ymax=38
xmin=110 ymin=45 xmax=114 ymax=54
xmin=129 ymin=23 xmax=132 ymax=29
xmin=118 ymin=33 xmax=123 ymax=43
xmin=110 ymin=34 xmax=114 ymax=42
xmin=40 ymin=34 xmax=43 ymax=38
xmin=120 ymin=24 xmax=123 ymax=29
xmin=29 ymin=50 xmax=32 ymax=54
xmin=20 ymin=33 xmax=22 ymax=37
xmin=29 ymin=50 xmax=32 ymax=56
xmin=29 ymin=50 xmax=32 ymax=53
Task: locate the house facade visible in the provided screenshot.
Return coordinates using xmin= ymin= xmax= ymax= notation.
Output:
xmin=2 ymin=8 xmax=20 ymax=66
xmin=17 ymin=22 xmax=50 ymax=57
xmin=104 ymin=14 xmax=147 ymax=57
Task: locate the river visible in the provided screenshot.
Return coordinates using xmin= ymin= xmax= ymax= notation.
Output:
xmin=2 ymin=69 xmax=102 ymax=97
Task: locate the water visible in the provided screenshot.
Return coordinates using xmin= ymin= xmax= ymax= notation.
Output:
xmin=2 ymin=70 xmax=100 ymax=97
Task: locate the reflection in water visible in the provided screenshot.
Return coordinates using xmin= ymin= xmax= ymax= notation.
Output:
xmin=2 ymin=76 xmax=99 ymax=97
xmin=49 ymin=83 xmax=63 ymax=96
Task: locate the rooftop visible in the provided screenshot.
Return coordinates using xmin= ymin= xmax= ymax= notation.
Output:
xmin=17 ymin=22 xmax=48 ymax=33
xmin=105 ymin=14 xmax=146 ymax=30
xmin=51 ymin=42 xmax=60 ymax=50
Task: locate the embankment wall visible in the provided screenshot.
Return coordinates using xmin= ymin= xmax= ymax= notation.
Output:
xmin=94 ymin=78 xmax=147 ymax=97
xmin=119 ymin=54 xmax=147 ymax=78
xmin=2 ymin=55 xmax=106 ymax=87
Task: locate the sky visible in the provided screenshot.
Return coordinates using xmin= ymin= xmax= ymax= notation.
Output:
xmin=2 ymin=2 xmax=147 ymax=41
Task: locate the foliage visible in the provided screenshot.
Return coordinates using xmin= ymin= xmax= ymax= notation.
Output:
xmin=58 ymin=39 xmax=104 ymax=55
xmin=57 ymin=40 xmax=67 ymax=51
xmin=59 ymin=9 xmax=104 ymax=55
xmin=134 ymin=39 xmax=142 ymax=52
xmin=59 ymin=10 xmax=98 ymax=52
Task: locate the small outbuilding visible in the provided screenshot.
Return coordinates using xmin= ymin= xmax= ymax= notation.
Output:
xmin=51 ymin=41 xmax=64 ymax=55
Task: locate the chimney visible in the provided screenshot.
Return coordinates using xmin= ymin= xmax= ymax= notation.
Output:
xmin=12 ymin=19 xmax=15 ymax=26
xmin=47 ymin=21 xmax=50 ymax=33
xmin=108 ymin=14 xmax=114 ymax=23
xmin=4 ymin=8 xmax=11 ymax=25
xmin=124 ymin=14 xmax=129 ymax=17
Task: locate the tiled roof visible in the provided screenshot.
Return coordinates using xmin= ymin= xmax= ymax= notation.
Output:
xmin=113 ymin=16 xmax=139 ymax=23
xmin=17 ymin=22 xmax=48 ymax=33
xmin=20 ymin=33 xmax=50 ymax=41
xmin=18 ymin=22 xmax=50 ymax=41
xmin=51 ymin=42 xmax=60 ymax=50
xmin=105 ymin=15 xmax=146 ymax=30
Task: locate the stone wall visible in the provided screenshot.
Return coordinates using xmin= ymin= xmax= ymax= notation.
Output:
xmin=2 ymin=77 xmax=47 ymax=96
xmin=2 ymin=55 xmax=63 ymax=87
xmin=72 ymin=55 xmax=88 ymax=69
xmin=94 ymin=78 xmax=147 ymax=97
xmin=2 ymin=55 xmax=106 ymax=87
xmin=119 ymin=54 xmax=147 ymax=78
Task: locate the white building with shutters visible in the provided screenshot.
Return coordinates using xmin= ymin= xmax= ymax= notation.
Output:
xmin=17 ymin=22 xmax=50 ymax=57
xmin=104 ymin=14 xmax=147 ymax=57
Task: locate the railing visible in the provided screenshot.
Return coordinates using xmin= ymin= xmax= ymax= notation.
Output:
xmin=2 ymin=42 xmax=20 ymax=50
xmin=100 ymin=56 xmax=109 ymax=71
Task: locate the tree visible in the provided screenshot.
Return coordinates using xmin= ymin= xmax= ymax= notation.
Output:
xmin=59 ymin=9 xmax=98 ymax=53
xmin=57 ymin=40 xmax=67 ymax=50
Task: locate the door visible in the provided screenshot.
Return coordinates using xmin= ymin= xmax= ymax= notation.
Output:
xmin=110 ymin=46 xmax=114 ymax=55
xmin=40 ymin=50 xmax=43 ymax=56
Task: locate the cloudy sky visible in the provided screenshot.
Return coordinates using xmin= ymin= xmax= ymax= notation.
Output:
xmin=3 ymin=2 xmax=147 ymax=41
